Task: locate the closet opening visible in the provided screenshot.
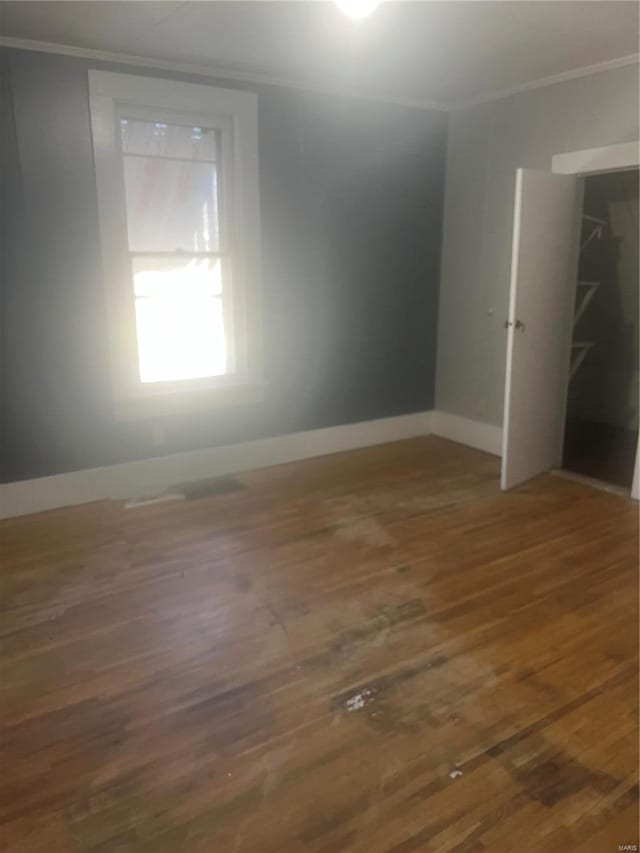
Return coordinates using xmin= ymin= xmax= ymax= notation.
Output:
xmin=561 ymin=169 xmax=639 ymax=490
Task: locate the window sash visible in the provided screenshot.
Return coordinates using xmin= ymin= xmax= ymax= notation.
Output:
xmin=114 ymin=104 xmax=239 ymax=391
xmin=127 ymin=253 xmax=237 ymax=387
xmin=116 ymin=104 xmax=233 ymax=254
xmin=120 ymin=116 xmax=218 ymax=163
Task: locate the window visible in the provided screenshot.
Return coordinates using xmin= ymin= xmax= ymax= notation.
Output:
xmin=89 ymin=72 xmax=262 ymax=418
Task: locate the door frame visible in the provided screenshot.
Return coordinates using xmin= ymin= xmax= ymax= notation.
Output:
xmin=552 ymin=142 xmax=639 ymax=177
xmin=551 ymin=141 xmax=640 ymax=499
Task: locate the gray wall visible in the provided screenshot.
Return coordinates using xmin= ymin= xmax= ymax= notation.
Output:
xmin=1 ymin=48 xmax=447 ymax=483
xmin=435 ymin=64 xmax=640 ymax=427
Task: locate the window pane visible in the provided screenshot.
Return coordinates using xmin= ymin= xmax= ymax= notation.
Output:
xmin=132 ymin=257 xmax=227 ymax=383
xmin=120 ymin=118 xmax=217 ymax=162
xmin=123 ymin=156 xmax=220 ymax=252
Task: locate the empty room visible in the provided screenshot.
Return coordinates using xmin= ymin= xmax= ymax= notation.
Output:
xmin=1 ymin=2 xmax=638 ymax=851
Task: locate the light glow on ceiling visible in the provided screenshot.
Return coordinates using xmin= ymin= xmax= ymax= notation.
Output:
xmin=335 ymin=0 xmax=381 ymax=20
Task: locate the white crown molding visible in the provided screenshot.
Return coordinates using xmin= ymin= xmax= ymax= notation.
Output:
xmin=450 ymin=53 xmax=640 ymax=110
xmin=1 ymin=35 xmax=637 ymax=113
xmin=0 ymin=410 xmax=434 ymax=519
xmin=0 ymin=36 xmax=449 ymax=112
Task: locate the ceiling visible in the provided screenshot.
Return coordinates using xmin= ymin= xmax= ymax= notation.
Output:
xmin=1 ymin=1 xmax=638 ymax=109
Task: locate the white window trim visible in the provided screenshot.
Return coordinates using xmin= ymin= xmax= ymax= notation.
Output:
xmin=88 ymin=70 xmax=263 ymax=419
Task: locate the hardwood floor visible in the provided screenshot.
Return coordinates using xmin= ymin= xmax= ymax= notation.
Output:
xmin=1 ymin=436 xmax=638 ymax=852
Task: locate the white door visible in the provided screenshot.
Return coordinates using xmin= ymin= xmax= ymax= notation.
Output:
xmin=501 ymin=168 xmax=580 ymax=490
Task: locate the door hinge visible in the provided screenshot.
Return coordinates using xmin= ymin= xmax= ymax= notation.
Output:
xmin=504 ymin=319 xmax=525 ymax=331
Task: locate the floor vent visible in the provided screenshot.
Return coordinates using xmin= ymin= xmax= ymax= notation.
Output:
xmin=178 ymin=476 xmax=246 ymax=501
xmin=123 ymin=477 xmax=245 ymax=509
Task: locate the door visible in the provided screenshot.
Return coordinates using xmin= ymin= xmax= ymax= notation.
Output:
xmin=501 ymin=168 xmax=580 ymax=490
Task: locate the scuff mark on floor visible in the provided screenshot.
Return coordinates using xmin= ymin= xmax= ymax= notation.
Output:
xmin=335 ymin=516 xmax=396 ymax=548
xmin=345 ymin=688 xmax=376 ymax=712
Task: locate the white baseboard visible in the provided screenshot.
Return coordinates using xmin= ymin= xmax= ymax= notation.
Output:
xmin=0 ymin=410 xmax=433 ymax=519
xmin=431 ymin=410 xmax=503 ymax=457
